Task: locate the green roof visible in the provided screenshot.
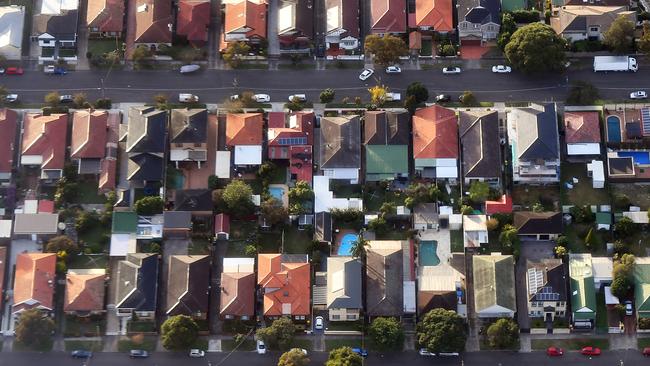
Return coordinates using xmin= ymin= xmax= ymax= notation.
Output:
xmin=596 ymin=212 xmax=612 ymax=225
xmin=569 ymin=254 xmax=596 ymax=319
xmin=501 ymin=0 xmax=526 ymax=11
xmin=472 ymin=255 xmax=515 ymax=314
xmin=365 ymin=145 xmax=408 ymax=181
xmin=635 ymin=259 xmax=650 ymax=317
xmin=112 ymin=211 xmax=138 ymax=233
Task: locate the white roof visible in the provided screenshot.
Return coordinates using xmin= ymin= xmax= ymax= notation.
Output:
xmin=234 ymin=145 xmax=262 ymax=165
xmin=449 ymin=214 xmax=463 ymax=225
xmin=419 ymin=263 xmax=464 ymax=292
xmin=567 ymin=143 xmax=601 ymax=156
xmin=222 ymin=257 xmax=255 ymax=273
xmin=591 ymin=257 xmax=613 ymax=281
xmin=436 ymin=166 xmax=458 ymax=179
xmin=604 ymin=286 xmax=620 ymax=305
xmin=0 ymin=6 xmax=24 ymax=51
xmin=215 ymin=151 xmax=231 ymax=178
xmin=314 ymin=175 xmax=363 ymax=213
xmin=40 ymin=0 xmax=78 ymax=14
xmin=623 ymin=211 xmax=649 ymax=224
xmin=0 ymin=219 xmax=11 ymax=238
xmin=277 ymin=1 xmax=295 ymax=33
xmin=326 ymin=4 xmax=340 ymax=32
xmin=24 ymin=200 xmax=38 ymax=214
xmin=403 ymin=280 xmax=416 ymax=314
xmin=109 ymin=233 xmax=136 ymax=256
xmin=13 ymin=213 xmax=59 ymax=234
xmin=587 ymin=160 xmax=605 ymax=182
xmin=439 ymin=206 xmax=453 ymax=217
xmin=463 ymin=215 xmax=487 ymax=231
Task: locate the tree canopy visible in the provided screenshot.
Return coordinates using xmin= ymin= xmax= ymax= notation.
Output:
xmin=486 ymin=318 xmax=519 ymax=349
xmin=406 ymin=82 xmax=429 ymax=104
xmin=261 ymin=198 xmax=288 ymax=227
xmin=416 ymin=308 xmax=466 ymax=353
xmin=499 ymin=224 xmax=520 ymax=249
xmin=638 ymin=23 xmax=650 ymax=55
xmin=222 ymin=180 xmax=254 ymax=218
xmin=325 ymin=347 xmax=363 ymax=366
xmin=603 ymin=15 xmax=635 ymax=54
xmin=256 ymin=317 xmax=296 ymax=351
xmin=368 ymin=317 xmax=404 ymax=351
xmin=134 ymin=196 xmax=164 ymax=215
xmin=364 ymin=34 xmax=408 ymax=67
xmin=566 ymin=81 xmax=600 ymax=106
xmin=469 ymin=181 xmax=489 ymax=203
xmin=223 ymin=41 xmax=251 ymax=68
xmin=15 ymin=309 xmax=55 ymax=349
xmin=277 ymin=348 xmax=310 ymax=366
xmin=611 ymin=254 xmax=635 ymax=299
xmin=160 ymin=315 xmax=199 ymax=350
xmin=350 ymin=232 xmax=370 ymax=259
xmin=45 ymin=235 xmax=79 ymax=254
xmin=615 ymin=216 xmax=637 ymax=237
xmin=504 ymin=23 xmax=566 ymax=73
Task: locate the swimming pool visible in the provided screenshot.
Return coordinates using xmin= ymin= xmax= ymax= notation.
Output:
xmin=269 ymin=187 xmax=284 ymax=201
xmin=338 ymin=233 xmax=358 ymax=256
xmin=419 ymin=241 xmax=440 ymax=266
xmin=606 ymin=116 xmax=621 ymax=143
xmin=618 ymin=151 xmax=650 ymax=165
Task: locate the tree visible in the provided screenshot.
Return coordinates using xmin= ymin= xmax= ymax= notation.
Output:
xmin=15 ymin=309 xmax=55 ymax=349
xmin=255 ymin=317 xmax=296 ymax=351
xmin=497 ymin=13 xmax=517 ymax=50
xmin=531 ymin=202 xmax=544 ymax=212
xmin=468 ymin=181 xmax=489 ymax=203
xmin=603 ymin=15 xmax=635 ymax=54
xmin=153 ymin=93 xmax=168 ymax=109
xmin=75 ymin=210 xmax=100 ymax=234
xmin=554 ymin=245 xmax=567 ymax=257
xmin=161 ymin=315 xmax=199 ymax=351
xmin=285 ymin=97 xmax=304 ymax=112
xmin=611 ymin=254 xmax=635 ymax=299
xmin=134 ymin=196 xmax=164 ymax=215
xmin=460 ymin=205 xmax=473 ymax=215
xmin=222 ymin=180 xmax=254 ymax=218
xmin=368 ymin=85 xmax=388 ymax=106
xmin=639 ymin=23 xmax=650 ymax=55
xmin=363 ymin=34 xmax=408 ymax=67
xmin=288 ymin=180 xmax=314 ymax=204
xmin=566 ymin=81 xmax=600 ymax=106
xmin=406 ymin=82 xmax=429 ymax=103
xmin=244 ymin=244 xmax=257 ymax=257
xmin=417 ymin=308 xmax=466 ymax=353
xmin=368 ymin=216 xmax=389 ymax=235
xmin=222 ymin=41 xmax=251 ymax=68
xmin=278 ymin=348 xmax=310 ymax=366
xmin=499 ymin=224 xmax=520 ymax=249
xmin=486 ymin=318 xmax=519 ymax=349
xmin=404 ymin=95 xmax=418 ymax=114
xmin=504 ymin=23 xmax=566 ymax=73
xmin=379 ymin=202 xmax=396 ymax=218
xmin=486 ymin=218 xmax=499 ymax=231
xmin=459 ymin=91 xmax=478 ymax=107
xmin=350 ymin=232 xmax=369 ymax=259
xmin=0 ymin=85 xmax=7 ymax=104
xmin=320 ymin=88 xmax=335 ymax=103
xmin=132 ymin=45 xmax=152 ymax=64
xmin=261 ymin=198 xmax=288 ymax=227
xmin=369 ymin=317 xmax=404 ymax=351
xmin=404 ymin=182 xmax=438 ymax=208
xmin=73 ymin=92 xmax=87 ymax=108
xmin=326 ymin=347 xmax=363 ymax=366
xmin=46 ymin=235 xmax=78 ymax=254
xmin=44 ymin=91 xmax=60 ymax=107
xmin=615 ymin=216 xmax=637 ymax=237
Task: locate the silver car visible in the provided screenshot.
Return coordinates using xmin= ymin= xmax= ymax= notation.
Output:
xmin=359 ymin=69 xmax=374 ymax=81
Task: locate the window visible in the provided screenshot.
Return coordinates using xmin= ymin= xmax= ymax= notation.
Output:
xmin=590 ymin=27 xmax=599 ymax=32
xmin=332 ymin=315 xmax=340 ymax=320
xmin=346 ymin=315 xmax=356 ymax=320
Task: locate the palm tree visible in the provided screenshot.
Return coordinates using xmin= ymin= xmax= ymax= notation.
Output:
xmin=350 ymin=231 xmax=370 ymax=259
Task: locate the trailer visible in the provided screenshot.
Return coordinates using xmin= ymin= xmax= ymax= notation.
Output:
xmin=593 ymin=56 xmax=638 ymax=72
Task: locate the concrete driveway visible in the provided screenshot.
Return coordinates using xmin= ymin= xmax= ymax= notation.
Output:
xmin=515 ymin=240 xmax=556 ymax=331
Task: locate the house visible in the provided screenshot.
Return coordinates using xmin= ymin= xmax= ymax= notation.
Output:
xmin=569 ymin=253 xmax=596 ymax=329
xmin=163 ymin=211 xmax=192 ymax=238
xmin=473 ymin=254 xmax=515 ymax=318
xmin=166 ymin=255 xmax=210 ymax=318
xmin=226 ymin=113 xmax=263 ymax=166
xmin=314 ymin=175 xmax=363 ymax=213
xmin=413 ymin=0 xmax=453 ymax=32
xmin=0 ymin=109 xmax=17 ymax=181
xmin=21 ymin=113 xmax=68 ymax=180
xmin=176 ymin=0 xmax=210 ymax=45
xmin=550 ymin=6 xmax=634 ymax=42
xmin=412 ymin=105 xmax=458 ymax=181
xmin=115 ymin=253 xmax=159 ymax=318
xmin=278 ymin=0 xmax=313 ymax=50
xmin=134 ymin=0 xmax=172 ymax=46
xmin=507 ymin=103 xmax=560 ymax=184
xmin=0 ymin=6 xmax=25 ymax=59
xmin=220 ymin=257 xmax=256 ymax=320
xmin=13 ymin=213 xmax=59 ymax=241
xmin=320 ymin=115 xmax=361 ymax=183
xmin=459 ymin=110 xmax=501 ymax=186
xmin=86 ymin=0 xmax=124 ymax=36
xmin=71 ymin=110 xmax=108 ymax=175
xmin=463 ymin=215 xmax=488 ymax=248
xmin=325 ymin=0 xmax=359 ymax=52
xmin=634 ymin=257 xmax=650 ymax=319
xmin=457 ymin=0 xmax=500 ymax=45
xmin=513 ymin=212 xmax=562 ymax=240
xmin=364 ymin=111 xmax=409 ymax=181
xmin=170 ymin=109 xmax=208 ymax=168
xmin=327 ymin=257 xmax=362 ymax=321
xmin=267 ymin=112 xmax=314 ymax=183
xmin=174 ymin=189 xmax=213 ymax=216
xmin=607 ymin=150 xmax=650 ymax=182
xmin=64 ymin=269 xmax=106 ymax=314
xmin=258 ymin=254 xmax=310 ymax=320
xmin=418 ymin=258 xmax=465 ymax=316
xmin=214 ymin=213 xmax=230 ymax=240
xmin=126 ymin=107 xmax=166 ymax=183
xmin=222 ymin=0 xmax=267 ymax=48
xmin=564 ymin=111 xmax=601 ymax=159
xmin=12 ymin=253 xmax=57 ymax=313
xmin=366 ymin=240 xmax=415 ymax=317
xmin=591 ymin=256 xmax=613 ymax=289
xmin=109 ymin=211 xmax=137 ymax=256
xmin=33 ymin=0 xmax=79 ymax=49
xmin=526 ymin=259 xmax=567 ymax=320
xmin=485 ymin=194 xmax=512 ymax=215
xmin=370 ymin=0 xmax=407 ymax=34
xmin=587 ymin=160 xmax=605 ymax=188
xmin=413 ymin=203 xmax=438 ymax=231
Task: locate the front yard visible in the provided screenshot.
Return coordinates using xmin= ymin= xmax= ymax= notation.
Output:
xmin=325 ymin=338 xmax=363 ymax=351
xmin=117 ymin=335 xmax=157 ymax=352
xmin=64 ymin=314 xmax=106 ymax=337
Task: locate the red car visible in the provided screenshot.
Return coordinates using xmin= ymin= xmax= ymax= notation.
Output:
xmin=581 ymin=346 xmax=601 ymax=356
xmin=643 ymin=347 xmax=650 ymax=356
xmin=546 ymin=347 xmax=564 ymax=356
xmin=5 ymin=67 xmax=23 ymax=75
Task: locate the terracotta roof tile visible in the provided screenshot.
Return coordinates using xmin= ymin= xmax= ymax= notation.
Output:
xmin=21 ymin=113 xmax=68 ymax=171
xmin=87 ymin=0 xmax=125 ymax=33
xmin=0 ymin=109 xmax=17 ymax=174
xmin=71 ymin=110 xmax=108 ymax=159
xmin=176 ymin=0 xmax=210 ymax=43
xmin=413 ymin=105 xmax=458 ymax=159
xmin=370 ymin=0 xmax=406 ymax=33
xmin=485 ymin=194 xmax=513 ymax=215
xmin=64 ymin=269 xmax=106 ymax=312
xmin=415 ymin=0 xmax=453 ymax=31
xmin=135 ymin=0 xmax=172 ymax=43
xmin=257 ymin=254 xmax=310 ymax=316
xmin=226 ymin=113 xmax=263 ymax=146
xmin=220 ymin=271 xmax=255 ymax=317
xmin=224 ymin=0 xmax=267 ymax=39
xmin=13 ymin=253 xmax=56 ymax=313
xmin=98 ymin=158 xmax=117 ymax=191
xmin=565 ymin=111 xmax=601 ymax=144
xmin=38 ymin=200 xmax=55 ymax=213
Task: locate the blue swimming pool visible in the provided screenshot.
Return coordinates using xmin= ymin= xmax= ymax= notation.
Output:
xmin=338 ymin=233 xmax=358 ymax=256
xmin=618 ymin=151 xmax=650 ymax=165
xmin=269 ymin=187 xmax=284 ymax=201
xmin=419 ymin=241 xmax=440 ymax=266
xmin=607 ymin=116 xmax=622 ymax=143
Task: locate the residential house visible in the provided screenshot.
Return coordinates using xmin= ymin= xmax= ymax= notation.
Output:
xmin=457 ymin=0 xmax=500 ymax=45
xmin=370 ymin=0 xmax=406 ymax=34
xmin=412 ymin=105 xmax=458 ymax=181
xmin=550 ymin=6 xmax=634 ymax=42
xmin=176 ymin=0 xmax=210 ymax=45
xmin=459 ymin=110 xmax=501 ymax=186
xmin=71 ymin=110 xmax=108 ymax=175
xmin=86 ymin=0 xmax=124 ymax=36
xmin=564 ymin=111 xmax=601 ymax=159
xmin=513 ymin=212 xmax=562 ymax=240
xmin=109 ymin=210 xmax=138 ymax=256
xmin=115 ymin=253 xmax=159 ymax=318
xmin=413 ymin=0 xmax=454 ymax=33
xmin=0 ymin=6 xmax=25 ymax=59
xmin=126 ymin=107 xmax=166 ymax=183
xmin=325 ymin=0 xmax=359 ymax=52
xmin=507 ymin=103 xmax=560 ymax=184
xmin=220 ymin=257 xmax=255 ymax=320
xmin=604 ymin=107 xmax=650 ymax=143
xmin=526 ymin=259 xmax=567 ymax=320
xmin=320 ymin=115 xmax=361 ymax=183
xmin=327 ymin=257 xmax=362 ymax=321
xmin=162 ymin=211 xmax=192 ymax=238
xmin=463 ymin=215 xmax=488 ymax=248
xmin=0 ymin=109 xmax=18 ymax=181
xmin=607 ymin=150 xmax=650 ymax=182
xmin=13 ymin=213 xmax=59 ymax=242
xmin=174 ymin=189 xmax=213 ymax=216
xmin=366 ymin=240 xmax=415 ymax=317
xmin=33 ymin=0 xmax=79 ymax=51
xmin=267 ymin=112 xmax=314 ymax=183
xmin=634 ymin=257 xmax=650 ymax=319
xmin=12 ymin=253 xmax=57 ymax=313
xmin=569 ymin=253 xmax=596 ymax=328
xmin=258 ymin=254 xmax=310 ymax=320
xmin=166 ymin=255 xmax=210 ymax=318
xmin=278 ymin=0 xmax=313 ymax=50
xmin=134 ymin=0 xmax=172 ymax=47
xmin=418 ymin=256 xmax=465 ymax=315
xmin=214 ymin=213 xmax=230 ymax=240
xmin=21 ymin=113 xmax=68 ymax=180
xmin=314 ymin=175 xmax=363 ymax=213
xmin=222 ymin=0 xmax=267 ymax=48
xmin=226 ymin=113 xmax=263 ymax=167
xmin=591 ymin=256 xmax=613 ymax=289
xmin=170 ymin=109 xmax=208 ymax=168
xmin=473 ymin=254 xmax=515 ymax=318
xmin=64 ymin=268 xmax=106 ymax=314
xmin=364 ymin=111 xmax=409 ymax=181
xmin=485 ymin=194 xmax=512 ymax=215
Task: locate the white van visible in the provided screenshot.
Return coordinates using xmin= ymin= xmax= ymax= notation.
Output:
xmin=179 ymin=93 xmax=199 ymax=103
xmin=256 ymin=340 xmax=266 ymax=354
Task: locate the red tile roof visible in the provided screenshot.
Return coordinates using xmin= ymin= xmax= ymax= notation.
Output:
xmin=564 ymin=111 xmax=601 ymax=144
xmin=220 ymin=271 xmax=255 ymax=317
xmin=224 ymin=0 xmax=267 ymax=39
xmin=87 ymin=0 xmax=125 ymax=33
xmin=0 ymin=109 xmax=17 ymax=174
xmin=268 ymin=112 xmax=314 ymax=160
xmin=71 ymin=110 xmax=108 ymax=159
xmin=38 ymin=200 xmax=55 ymax=213
xmin=64 ymin=269 xmax=106 ymax=312
xmin=99 ymin=158 xmax=117 ymax=192
xmin=226 ymin=113 xmax=263 ymax=146
xmin=176 ymin=0 xmax=211 ymax=44
xmin=13 ymin=253 xmax=56 ymax=313
xmin=413 ymin=105 xmax=458 ymax=159
xmin=486 ymin=195 xmax=513 ymax=215
xmin=135 ymin=0 xmax=172 ymax=43
xmin=370 ymin=0 xmax=406 ymax=33
xmin=414 ymin=0 xmax=454 ymax=31
xmin=21 ymin=113 xmax=68 ymax=171
xmin=290 ymin=145 xmax=312 ymax=184
xmin=268 ymin=112 xmax=286 ymax=129
xmin=257 ymin=254 xmax=310 ymax=317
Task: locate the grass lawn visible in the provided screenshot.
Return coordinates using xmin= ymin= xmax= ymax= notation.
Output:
xmin=595 ymin=291 xmax=608 ymax=332
xmin=512 ymin=185 xmax=560 ymax=210
xmin=221 ymin=339 xmax=256 ymax=351
xmin=14 ymin=340 xmax=53 ymax=352
xmin=157 ymin=44 xmax=206 ymax=61
xmin=479 ymin=339 xmax=519 ymax=351
xmin=227 ymin=220 xmax=258 ymax=257
xmin=531 ymin=338 xmax=609 ymax=350
xmin=117 ymin=336 xmax=157 ymax=352
xmin=450 ymin=230 xmax=464 ymax=253
xmin=283 ymin=226 xmax=312 ymax=254
xmin=611 ymin=184 xmax=650 ymax=211
xmin=638 ymin=338 xmax=650 ymax=349
xmin=564 ymin=224 xmax=606 ymax=255
xmin=325 ymin=321 xmax=363 ymax=332
xmin=560 ymin=162 xmax=611 ymax=206
xmin=269 ymin=163 xmax=288 ymax=184
xmin=325 ymin=338 xmax=363 ymax=351
xmin=78 ymin=223 xmax=110 ymax=254
xmin=290 ymin=338 xmax=313 ymax=351
xmin=68 ymin=254 xmax=108 ymax=270
xmin=259 ymin=231 xmax=282 ymax=253
xmin=421 ymin=40 xmax=433 ymax=56
xmin=64 ymin=340 xmax=104 ymax=351
xmin=127 ymin=320 xmax=157 ymax=333
xmin=88 ymin=38 xmax=121 ymax=57
xmin=189 ymin=237 xmax=212 ymax=255
xmin=363 ymin=186 xmax=406 ymax=212
xmin=64 ymin=315 xmax=106 ymax=337
xmin=73 ymin=180 xmax=107 ymax=204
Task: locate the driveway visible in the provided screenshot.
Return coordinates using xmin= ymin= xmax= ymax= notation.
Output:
xmin=516 ymin=240 xmax=555 ymax=331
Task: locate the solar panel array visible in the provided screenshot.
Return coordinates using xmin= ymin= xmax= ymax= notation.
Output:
xmin=641 ymin=107 xmax=650 ymax=136
xmin=536 ymin=286 xmax=560 ymax=301
xmin=278 ymin=137 xmax=307 ymax=145
xmin=527 ymin=268 xmax=543 ymax=295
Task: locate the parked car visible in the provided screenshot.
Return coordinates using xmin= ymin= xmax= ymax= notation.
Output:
xmin=630 ymin=91 xmax=647 ymax=99
xmin=291 ymin=348 xmax=308 ymax=355
xmin=315 ymin=316 xmax=323 ymax=330
xmin=129 ymin=350 xmax=149 ymax=358
xmin=189 ymin=349 xmax=205 ymax=358
xmin=546 ymin=347 xmax=563 ymax=356
xmin=352 ymin=348 xmax=368 ymax=358
xmin=643 ymin=347 xmax=650 ymax=356
xmin=419 ymin=348 xmax=435 ymax=356
xmin=359 ymin=69 xmax=374 ymax=81
xmin=5 ymin=94 xmax=18 ymax=103
xmin=442 ymin=67 xmax=461 ymax=74
xmin=288 ymin=94 xmax=307 ymax=102
xmin=492 ymin=65 xmax=512 ymax=73
xmin=179 ymin=93 xmax=199 ymax=103
xmin=435 ymin=94 xmax=451 ymax=103
xmin=256 ymin=340 xmax=267 ymax=354
xmin=0 ymin=68 xmax=4 ymax=74
xmin=253 ymin=94 xmax=270 ymax=103
xmin=59 ymin=95 xmax=73 ymax=103
xmin=385 ymin=92 xmax=401 ymax=101
xmin=44 ymin=65 xmax=66 ymax=75
xmin=385 ymin=65 xmax=401 ymax=74
xmin=580 ymin=346 xmax=601 ymax=356
xmin=180 ymin=64 xmax=200 ymax=73
xmin=5 ymin=67 xmax=23 ymax=75
xmin=71 ymin=350 xmax=93 ymax=358
xmin=625 ymin=300 xmax=633 ymax=316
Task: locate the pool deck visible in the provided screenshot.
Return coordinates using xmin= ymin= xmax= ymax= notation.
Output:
xmin=418 ymin=229 xmax=451 ymax=265
xmin=332 ymin=228 xmax=357 ymax=256
xmin=268 ymin=183 xmax=289 ymax=208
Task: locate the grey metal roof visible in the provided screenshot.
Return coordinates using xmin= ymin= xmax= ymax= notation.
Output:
xmin=459 ymin=0 xmax=500 ymax=24
xmin=320 ymin=115 xmax=361 ymax=169
xmin=174 ymin=189 xmax=213 ymax=212
xmin=473 ymin=254 xmax=515 ymax=314
xmin=165 ymin=255 xmax=210 ymax=316
xmin=115 ymin=253 xmax=159 ymax=312
xmin=513 ymin=103 xmax=559 ymax=161
xmin=327 ymin=257 xmax=363 ymax=310
xmin=163 ymin=211 xmax=192 ymax=229
xmin=170 ymin=109 xmax=207 ymax=144
xmin=127 ymin=153 xmax=163 ymax=181
xmin=315 ymin=212 xmax=332 ymax=242
xmin=459 ymin=110 xmax=500 ymax=179
xmin=127 ymin=106 xmax=167 ymax=153
xmin=364 ymin=111 xmax=410 ymax=146
xmin=366 ymin=246 xmax=403 ymax=316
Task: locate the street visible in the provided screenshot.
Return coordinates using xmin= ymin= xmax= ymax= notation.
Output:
xmin=2 ymin=67 xmax=647 ymax=103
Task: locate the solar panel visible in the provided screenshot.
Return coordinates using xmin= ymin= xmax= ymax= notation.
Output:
xmin=527 ymin=268 xmax=544 ymax=295
xmin=641 ymin=107 xmax=650 ymax=136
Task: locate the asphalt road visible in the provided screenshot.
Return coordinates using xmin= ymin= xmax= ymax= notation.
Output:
xmin=1 ymin=67 xmax=647 ymax=104
xmin=0 ymin=350 xmax=643 ymax=366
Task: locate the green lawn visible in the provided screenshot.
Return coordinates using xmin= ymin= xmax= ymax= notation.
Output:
xmin=363 ymin=186 xmax=406 ymax=212
xmin=192 ymin=338 xmax=209 ymax=351
xmin=290 ymin=338 xmax=313 ymax=351
xmin=325 ymin=338 xmax=363 ymax=351
xmin=78 ymin=222 xmax=110 ymax=254
xmin=64 ymin=340 xmax=103 ymax=351
xmin=64 ymin=314 xmax=106 ymax=337
xmin=259 ymin=231 xmax=282 ymax=253
xmin=330 ymin=183 xmax=362 ymax=199
xmin=531 ymin=338 xmax=609 ymax=350
xmin=560 ymin=162 xmax=611 ymax=206
xmin=595 ymin=291 xmax=608 ymax=332
xmin=189 ymin=237 xmax=212 ymax=255
xmin=127 ymin=320 xmax=156 ymax=333
xmin=450 ymin=230 xmax=464 ymax=253
xmin=88 ymin=39 xmax=121 ymax=57
xmin=512 ymin=185 xmax=560 ymax=211
xmin=325 ymin=321 xmax=363 ymax=332
xmin=564 ymin=224 xmax=606 ymax=255
xmin=227 ymin=220 xmax=258 ymax=257
xmin=421 ymin=40 xmax=433 ymax=56
xmin=68 ymin=254 xmax=108 ymax=270
xmin=283 ymin=226 xmax=312 ymax=254
xmin=14 ymin=340 xmax=53 ymax=352
xmin=221 ymin=339 xmax=256 ymax=351
xmin=156 ymin=44 xmax=206 ymax=61
xmin=479 ymin=338 xmax=519 ymax=351
xmin=269 ymin=164 xmax=288 ymax=184
xmin=73 ymin=180 xmax=107 ymax=204
xmin=117 ymin=336 xmax=157 ymax=352
xmin=638 ymin=338 xmax=650 ymax=349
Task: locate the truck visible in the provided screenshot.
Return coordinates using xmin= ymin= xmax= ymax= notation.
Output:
xmin=385 ymin=92 xmax=401 ymax=102
xmin=593 ymin=56 xmax=638 ymax=72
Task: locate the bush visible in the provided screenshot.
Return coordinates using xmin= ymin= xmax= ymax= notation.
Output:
xmin=571 ymin=40 xmax=603 ymax=52
xmin=566 ymin=81 xmax=599 ymax=105
xmin=640 ymin=318 xmax=650 ymax=329
xmin=511 ymin=9 xmax=541 ymax=23
xmin=460 ymin=91 xmax=478 ymax=107
xmin=438 ymin=44 xmax=456 ymax=56
xmin=94 ymin=98 xmax=112 ymax=109
xmin=320 ymin=88 xmax=335 ymax=103
xmin=134 ymin=196 xmax=164 ymax=216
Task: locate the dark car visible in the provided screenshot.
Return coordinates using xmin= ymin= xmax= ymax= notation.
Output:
xmin=352 ymin=348 xmax=368 ymax=358
xmin=129 ymin=350 xmax=149 ymax=358
xmin=435 ymin=94 xmax=451 ymax=103
xmin=71 ymin=350 xmax=93 ymax=358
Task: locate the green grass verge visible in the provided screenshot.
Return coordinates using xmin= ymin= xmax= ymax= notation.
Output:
xmin=479 ymin=339 xmax=520 ymax=351
xmin=283 ymin=226 xmax=313 ymax=254
xmin=290 ymin=338 xmax=313 ymax=351
xmin=450 ymin=230 xmax=464 ymax=253
xmin=117 ymin=336 xmax=157 ymax=352
xmin=325 ymin=338 xmax=363 ymax=351
xmin=325 ymin=321 xmax=363 ymax=332
xmin=221 ymin=339 xmax=256 ymax=351
xmin=595 ymin=291 xmax=608 ymax=331
xmin=64 ymin=340 xmax=104 ymax=351
xmin=638 ymin=338 xmax=650 ymax=349
xmin=531 ymin=338 xmax=609 ymax=350
xmin=192 ymin=338 xmax=209 ymax=351
xmin=14 ymin=339 xmax=53 ymax=352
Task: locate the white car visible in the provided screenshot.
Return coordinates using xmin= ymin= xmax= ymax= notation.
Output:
xmin=256 ymin=340 xmax=266 ymax=355
xmin=291 ymin=348 xmax=308 ymax=355
xmin=180 ymin=64 xmax=200 ymax=73
xmin=60 ymin=94 xmax=73 ymax=103
xmin=359 ymin=69 xmax=374 ymax=81
xmin=5 ymin=94 xmax=17 ymax=103
xmin=385 ymin=65 xmax=401 ymax=74
xmin=179 ymin=93 xmax=199 ymax=103
xmin=315 ymin=316 xmax=324 ymax=330
xmin=253 ymin=94 xmax=270 ymax=103
xmin=442 ymin=67 xmax=461 ymax=74
xmin=419 ymin=348 xmax=435 ymax=356
xmin=625 ymin=300 xmax=633 ymax=316
xmin=630 ymin=91 xmax=647 ymax=99
xmin=492 ymin=65 xmax=512 ymax=73
xmin=288 ymin=94 xmax=307 ymax=102
xmin=189 ymin=349 xmax=205 ymax=358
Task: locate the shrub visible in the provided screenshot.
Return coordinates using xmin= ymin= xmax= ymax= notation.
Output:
xmin=511 ymin=9 xmax=541 ymax=23
xmin=320 ymin=88 xmax=335 ymax=103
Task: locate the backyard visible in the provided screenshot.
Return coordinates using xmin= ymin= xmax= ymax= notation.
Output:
xmin=363 ymin=185 xmax=405 ymax=212
xmin=512 ymin=185 xmax=561 ymax=210
xmin=563 ymin=223 xmax=607 ymax=255
xmin=282 ymin=226 xmax=313 ymax=254
xmin=611 ymin=184 xmax=650 ymax=211
xmin=68 ymin=254 xmax=108 ymax=270
xmin=188 ymin=236 xmax=212 ymax=255
xmin=560 ymin=162 xmax=612 ymax=206
xmin=226 ymin=220 xmax=257 ymax=257
xmin=450 ymin=230 xmax=464 ymax=253
xmin=72 ymin=180 xmax=107 ymax=204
